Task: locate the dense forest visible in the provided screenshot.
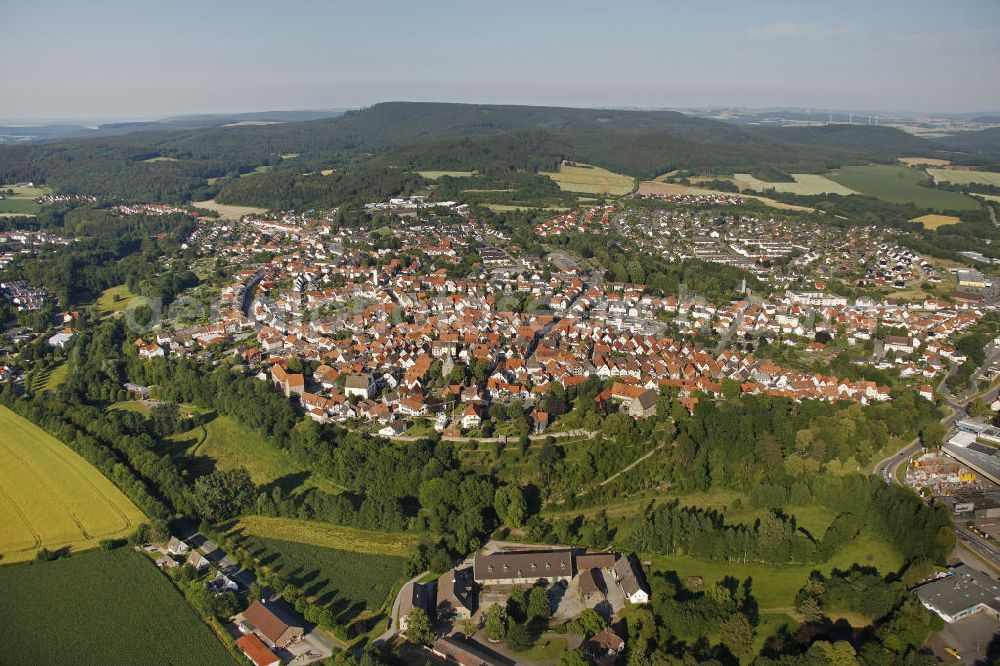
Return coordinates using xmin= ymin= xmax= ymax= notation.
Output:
xmin=3 ymin=101 xmax=996 ymax=202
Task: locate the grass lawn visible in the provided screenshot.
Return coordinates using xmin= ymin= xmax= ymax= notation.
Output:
xmin=731 ymin=173 xmax=857 ymax=196
xmin=0 ymin=549 xmax=235 ymax=664
xmin=512 ymin=636 xmax=568 ymax=662
xmin=826 ymin=165 xmax=979 ymax=210
xmin=724 ymin=504 xmax=837 ymax=540
xmin=0 ymin=406 xmax=146 ymax=562
xmin=647 ymin=532 xmax=902 ymax=610
xmin=191 ymin=199 xmax=267 ymax=220
xmin=228 ymin=515 xmax=422 ymax=557
xmin=541 ymin=162 xmax=635 ymax=195
xmin=910 ymin=213 xmax=961 ymax=229
xmin=97 ymin=284 xmax=141 ymax=315
xmin=927 ymin=168 xmax=1000 ymax=188
xmin=36 ymin=362 xmax=68 ymax=392
xmin=168 ymin=414 xmax=343 ymax=495
xmin=234 ymin=534 xmax=406 ymax=624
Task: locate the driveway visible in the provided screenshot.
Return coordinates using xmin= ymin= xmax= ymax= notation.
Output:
xmin=373 ymin=571 xmax=429 ymax=647
xmin=928 ymin=613 xmax=1000 ymax=664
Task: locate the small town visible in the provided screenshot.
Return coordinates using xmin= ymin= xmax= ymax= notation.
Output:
xmin=3 ymin=4 xmax=1000 ymax=664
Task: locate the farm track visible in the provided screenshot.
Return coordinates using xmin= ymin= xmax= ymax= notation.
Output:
xmin=0 ymin=481 xmax=42 ymax=553
xmin=29 ymin=426 xmax=135 ymax=533
xmin=0 ymin=439 xmax=93 ymax=539
xmin=0 ymin=416 xmax=139 ymax=557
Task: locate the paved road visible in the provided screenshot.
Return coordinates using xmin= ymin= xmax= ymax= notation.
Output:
xmin=713 ymin=302 xmax=749 ymax=355
xmin=872 ymin=355 xmax=1000 ymax=486
xmin=373 ymin=570 xmax=429 ymax=647
xmin=956 ymin=525 xmax=1000 ymax=570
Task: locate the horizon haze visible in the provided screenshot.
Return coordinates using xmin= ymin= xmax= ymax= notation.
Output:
xmin=2 ymin=0 xmax=998 ymax=120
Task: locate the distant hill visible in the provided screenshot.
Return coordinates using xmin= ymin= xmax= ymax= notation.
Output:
xmin=0 ymin=110 xmax=345 ymax=145
xmin=1 ymin=101 xmax=989 ymax=202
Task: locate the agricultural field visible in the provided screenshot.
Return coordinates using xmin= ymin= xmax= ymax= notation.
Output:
xmin=636 ymin=180 xmax=813 ymax=212
xmin=233 ymin=534 xmax=406 ymax=624
xmin=898 ymin=157 xmax=951 ymax=166
xmin=164 ymin=413 xmax=343 ymax=495
xmin=826 ymin=164 xmax=979 ymax=210
xmin=0 ymin=549 xmax=235 ymax=665
xmin=541 ymin=162 xmax=635 ymax=195
xmin=191 ymin=199 xmax=268 ymax=220
xmin=229 ymin=515 xmax=422 ymax=556
xmin=0 ymin=406 xmax=146 ymax=562
xmin=911 ymin=213 xmax=961 ymax=229
xmin=0 ymin=183 xmax=51 ymax=216
xmin=927 ymin=167 xmax=1000 ymax=188
xmin=417 ymin=170 xmax=478 ymax=179
xmin=730 ymin=172 xmax=858 ymax=196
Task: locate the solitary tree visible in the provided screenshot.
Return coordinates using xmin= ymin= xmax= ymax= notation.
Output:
xmin=484 ymin=603 xmax=510 ymax=642
xmin=405 ymin=608 xmax=434 ymax=646
xmin=527 ymin=586 xmax=551 ymax=623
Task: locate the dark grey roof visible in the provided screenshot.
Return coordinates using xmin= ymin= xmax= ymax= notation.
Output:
xmin=474 ymin=550 xmax=573 ymax=581
xmin=914 ymin=565 xmax=1000 ymax=618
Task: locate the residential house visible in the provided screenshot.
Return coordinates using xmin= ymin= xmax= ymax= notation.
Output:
xmin=345 ymin=372 xmax=376 ymax=399
xmin=398 ymin=581 xmax=433 ymax=632
xmin=437 ymin=566 xmax=476 ymax=620
xmin=47 ymin=328 xmax=75 ymax=349
xmin=583 ymin=627 xmax=626 ymax=662
xmin=241 ymin=599 xmax=305 ymax=649
xmin=236 ymin=634 xmax=280 ymax=666
xmin=461 ymin=403 xmax=483 ymax=430
xmin=166 ymin=536 xmax=190 ymax=556
xmin=379 ymin=420 xmax=409 ymax=437
xmin=613 ymin=555 xmax=650 ymax=604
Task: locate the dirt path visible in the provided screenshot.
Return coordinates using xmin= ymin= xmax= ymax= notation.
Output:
xmin=596 ymin=440 xmax=669 ymax=488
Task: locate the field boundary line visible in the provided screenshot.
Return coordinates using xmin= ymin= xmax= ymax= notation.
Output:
xmin=0 ymin=478 xmax=42 ymax=554
xmin=25 ymin=418 xmax=139 ymax=533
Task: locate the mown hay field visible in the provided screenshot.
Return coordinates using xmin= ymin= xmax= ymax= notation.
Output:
xmin=417 ymin=170 xmax=477 ymax=179
xmin=541 ymin=162 xmax=635 ymax=195
xmin=0 ymin=549 xmax=235 ymax=664
xmin=911 ymin=213 xmax=962 ymax=229
xmin=927 ymin=168 xmax=1000 ymax=188
xmin=191 ymin=198 xmax=267 ymax=219
xmin=898 ymin=157 xmax=951 ymax=166
xmin=229 ymin=515 xmax=421 ymax=557
xmin=731 ymin=172 xmax=857 ymax=196
xmin=0 ymin=406 xmax=146 ymax=562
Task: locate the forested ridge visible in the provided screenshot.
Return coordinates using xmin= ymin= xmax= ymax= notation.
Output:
xmin=3 ymin=101 xmax=994 ymax=203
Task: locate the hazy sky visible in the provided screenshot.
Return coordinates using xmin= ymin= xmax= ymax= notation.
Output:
xmin=2 ymin=0 xmax=999 ymax=121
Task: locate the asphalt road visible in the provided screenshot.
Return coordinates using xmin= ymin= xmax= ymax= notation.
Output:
xmin=956 ymin=525 xmax=1000 ymax=570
